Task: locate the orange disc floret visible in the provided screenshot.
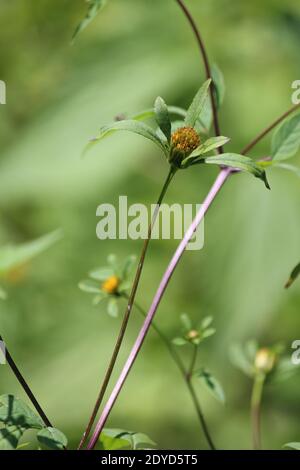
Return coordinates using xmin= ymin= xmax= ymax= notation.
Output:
xmin=171 ymin=127 xmax=200 ymax=154
xmin=102 ymin=275 xmax=120 ymax=294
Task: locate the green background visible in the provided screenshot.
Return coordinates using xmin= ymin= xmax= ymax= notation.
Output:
xmin=0 ymin=0 xmax=300 ymax=449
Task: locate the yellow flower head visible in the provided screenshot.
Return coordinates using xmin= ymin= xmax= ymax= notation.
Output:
xmin=102 ymin=275 xmax=120 ymax=295
xmin=171 ymin=127 xmax=200 ymax=155
xmin=186 ymin=329 xmax=200 ymax=341
xmin=254 ymin=348 xmax=276 ymax=374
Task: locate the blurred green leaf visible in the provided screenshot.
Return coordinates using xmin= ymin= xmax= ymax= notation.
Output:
xmin=201 ymin=316 xmax=213 ymax=329
xmin=107 ymin=297 xmax=118 ymax=317
xmin=154 ymin=97 xmax=171 ymax=142
xmin=272 ymin=113 xmax=300 ymax=161
xmin=89 ymin=267 xmax=114 ymax=281
xmin=185 ymin=79 xmax=211 ymax=128
xmin=100 ymin=428 xmax=156 ymax=450
xmin=122 ymin=255 xmax=136 ymax=280
xmin=273 ymin=163 xmax=300 ymax=177
xmin=284 ymin=442 xmax=300 ymax=450
xmin=0 ymin=395 xmax=43 ymax=430
xmin=37 ymin=427 xmax=67 ymax=450
xmin=204 ymin=153 xmax=270 ymax=189
xmin=202 ymin=327 xmax=216 ymax=339
xmin=78 ymin=279 xmax=102 ymax=294
xmin=230 ymin=345 xmax=254 ymax=377
xmin=85 ymin=120 xmax=168 ymax=157
xmin=172 ymin=337 xmax=187 ymax=346
xmin=72 ymin=0 xmax=107 ymax=42
xmin=0 ymin=286 xmax=7 ymax=300
xmin=197 ymin=369 xmax=225 ymax=403
xmin=0 ymin=230 xmax=62 ymax=276
xmin=211 ymin=64 xmax=226 ymax=109
xmin=285 ymin=262 xmax=300 ymax=288
xmin=180 ymin=313 xmax=192 ymax=331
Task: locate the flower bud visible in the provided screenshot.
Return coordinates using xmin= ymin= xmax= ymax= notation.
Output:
xmin=254 ymin=348 xmax=276 ymax=373
xmin=102 ymin=275 xmax=120 ymax=295
xmin=186 ymin=329 xmax=200 ymax=341
xmin=170 ymin=127 xmax=200 ymax=167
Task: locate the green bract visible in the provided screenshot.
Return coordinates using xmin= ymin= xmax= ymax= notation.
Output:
xmin=79 ymin=254 xmax=136 ymax=317
xmin=172 ymin=313 xmax=216 ymax=347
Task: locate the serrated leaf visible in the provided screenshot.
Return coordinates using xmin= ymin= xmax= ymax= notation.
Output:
xmin=0 ymin=395 xmax=43 ymax=430
xmin=185 ymin=79 xmax=212 ymax=128
xmin=0 ymin=425 xmax=25 ymax=450
xmin=0 ymin=230 xmax=62 ymax=276
xmin=72 ymin=0 xmax=107 ymax=42
xmin=285 ymin=262 xmax=300 ymax=288
xmin=85 ymin=120 xmax=168 ymax=157
xmin=107 ymin=297 xmax=118 ymax=317
xmin=204 ymin=153 xmax=270 ymax=189
xmin=197 ymin=369 xmax=225 ymax=404
xmin=154 ymin=97 xmax=171 ymax=142
xmin=284 ymin=442 xmax=300 ymax=450
xmin=37 ymin=427 xmax=68 ymax=450
xmin=272 ymin=113 xmax=300 ymax=161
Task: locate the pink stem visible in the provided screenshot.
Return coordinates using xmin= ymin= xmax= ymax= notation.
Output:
xmin=87 ymin=167 xmax=231 ymax=450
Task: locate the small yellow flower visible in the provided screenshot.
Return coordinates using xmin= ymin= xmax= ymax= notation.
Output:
xmin=186 ymin=329 xmax=200 ymax=341
xmin=171 ymin=127 xmax=200 ymax=154
xmin=102 ymin=275 xmax=120 ymax=294
xmin=255 ymin=348 xmax=276 ymax=373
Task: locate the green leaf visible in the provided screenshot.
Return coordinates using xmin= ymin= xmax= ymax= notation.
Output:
xmin=122 ymin=255 xmax=136 ymax=280
xmin=204 ymin=153 xmax=271 ymax=189
xmin=85 ymin=120 xmax=168 ymax=157
xmin=182 ymin=136 xmax=230 ymax=166
xmin=37 ymin=427 xmax=68 ymax=450
xmin=172 ymin=337 xmax=187 ymax=346
xmin=180 ymin=313 xmax=192 ymax=331
xmin=211 ymin=63 xmax=226 ymax=109
xmin=0 ymin=425 xmax=25 ymax=450
xmin=197 ymin=369 xmax=225 ymax=404
xmin=154 ymin=97 xmax=171 ymax=142
xmin=100 ymin=428 xmax=156 ymax=450
xmin=229 ymin=345 xmax=254 ymax=377
xmin=89 ymin=267 xmax=114 ymax=281
xmin=72 ymin=0 xmax=107 ymax=42
xmin=0 ymin=395 xmax=43 ymax=430
xmin=107 ymin=297 xmax=119 ymax=317
xmin=284 ymin=442 xmax=300 ymax=450
xmin=271 ymin=113 xmax=300 ymax=161
xmin=131 ymin=106 xmax=187 ymax=122
xmin=202 ymin=327 xmax=216 ymax=339
xmin=185 ymin=79 xmax=212 ymax=128
xmin=78 ymin=279 xmax=102 ymax=294
xmin=201 ymin=316 xmax=213 ymax=329
xmin=0 ymin=230 xmax=62 ymax=276
xmin=285 ymin=262 xmax=300 ymax=288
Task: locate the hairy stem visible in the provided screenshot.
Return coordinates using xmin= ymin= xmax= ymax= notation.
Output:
xmin=78 ymin=167 xmax=176 ymax=449
xmin=175 ymin=0 xmax=223 ymax=150
xmin=127 ymin=296 xmax=215 ymax=449
xmin=251 ymin=373 xmax=265 ymax=450
xmin=86 ymin=103 xmax=298 ymax=450
xmin=0 ymin=335 xmax=52 ymax=428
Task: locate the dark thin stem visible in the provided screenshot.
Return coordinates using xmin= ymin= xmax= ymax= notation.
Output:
xmin=78 ymin=167 xmax=176 ymax=450
xmin=0 ymin=335 xmax=52 ymax=428
xmin=251 ymin=373 xmax=265 ymax=450
xmin=241 ymin=103 xmax=300 ymax=155
xmin=125 ymin=296 xmax=215 ymax=450
xmin=175 ymin=0 xmax=223 ymax=151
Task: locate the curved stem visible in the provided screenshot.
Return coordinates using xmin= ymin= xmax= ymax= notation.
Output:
xmin=0 ymin=335 xmax=52 ymax=428
xmin=78 ymin=167 xmax=176 ymax=450
xmin=128 ymin=296 xmax=216 ymax=449
xmin=175 ymin=0 xmax=223 ymax=151
xmin=86 ymin=102 xmax=299 ymax=450
xmin=251 ymin=373 xmax=265 ymax=450
xmin=241 ymin=103 xmax=300 ymax=155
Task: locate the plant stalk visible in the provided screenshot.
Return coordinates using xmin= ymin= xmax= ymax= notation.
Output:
xmin=251 ymin=372 xmax=265 ymax=450
xmin=0 ymin=335 xmax=52 ymax=428
xmin=78 ymin=167 xmax=176 ymax=449
xmin=175 ymin=0 xmax=223 ymax=151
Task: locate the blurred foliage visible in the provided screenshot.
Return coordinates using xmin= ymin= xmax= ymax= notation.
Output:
xmin=0 ymin=0 xmax=300 ymax=450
